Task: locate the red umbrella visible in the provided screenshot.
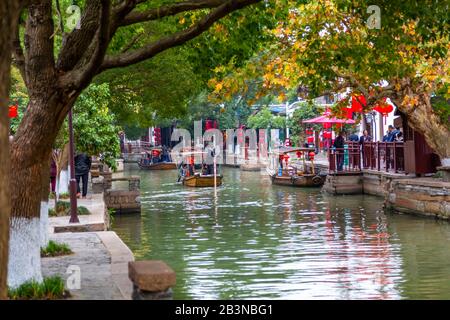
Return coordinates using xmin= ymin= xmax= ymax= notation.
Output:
xmin=302 ymin=114 xmax=356 ymax=124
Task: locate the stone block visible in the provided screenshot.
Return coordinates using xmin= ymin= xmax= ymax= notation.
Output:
xmin=129 ymin=261 xmax=176 ymax=293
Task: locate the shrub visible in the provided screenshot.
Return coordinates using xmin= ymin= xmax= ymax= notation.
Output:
xmin=8 ymin=276 xmax=70 ymax=300
xmin=65 ymin=206 xmax=91 ymax=216
xmin=41 ymin=240 xmax=73 ymax=258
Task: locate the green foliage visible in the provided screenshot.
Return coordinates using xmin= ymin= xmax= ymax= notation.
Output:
xmin=8 ymin=276 xmax=69 ymax=300
xmin=49 ymin=192 xmax=69 ymax=200
xmin=51 ymin=201 xmax=90 ymax=217
xmin=9 ymin=67 xmax=28 ymax=135
xmin=287 ymin=102 xmax=322 ymax=145
xmin=55 ymin=201 xmax=70 ymax=214
xmin=108 ymin=208 xmax=115 ymax=228
xmin=41 ymin=241 xmax=73 ymax=258
xmin=247 ymin=107 xmax=285 ymax=129
xmin=73 ymin=84 xmax=121 ymax=169
xmin=123 ymin=125 xmax=147 ymax=141
xmin=48 ymin=208 xmax=56 ymax=217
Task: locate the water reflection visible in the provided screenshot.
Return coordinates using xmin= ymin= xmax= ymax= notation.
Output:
xmin=112 ymin=165 xmax=450 ymax=299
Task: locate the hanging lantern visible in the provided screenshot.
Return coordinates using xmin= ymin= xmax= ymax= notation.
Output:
xmin=323 ymin=131 xmax=332 ymax=139
xmin=307 ymin=136 xmax=314 ymax=144
xmin=305 ymin=128 xmax=313 ymax=135
xmin=351 ymin=95 xmax=366 ymax=113
xmin=9 ymin=105 xmax=18 ymax=118
xmin=309 ymin=152 xmax=315 ymax=160
xmin=323 ymin=122 xmax=331 ymax=129
xmin=373 ymin=100 xmax=394 ymax=124
xmin=296 ymin=151 xmax=302 ymax=158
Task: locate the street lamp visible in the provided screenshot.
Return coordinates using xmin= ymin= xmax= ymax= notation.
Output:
xmin=285 ymin=100 xmax=303 ymax=139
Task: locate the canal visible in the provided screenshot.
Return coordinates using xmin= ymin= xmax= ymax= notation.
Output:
xmin=112 ymin=165 xmax=450 ymax=299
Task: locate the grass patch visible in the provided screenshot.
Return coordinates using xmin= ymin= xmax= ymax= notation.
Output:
xmin=8 ymin=276 xmax=70 ymax=300
xmin=50 ymin=192 xmax=70 ymax=200
xmin=65 ymin=206 xmax=90 ymax=216
xmin=49 ymin=208 xmax=57 ymax=217
xmin=41 ymin=240 xmax=73 ymax=258
xmin=49 ymin=201 xmax=91 ymax=217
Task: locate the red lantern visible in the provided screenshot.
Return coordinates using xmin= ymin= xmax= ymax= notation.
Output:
xmin=9 ymin=105 xmax=18 ymax=118
xmin=305 ymin=128 xmax=313 ymax=135
xmin=323 ymin=123 xmax=331 ymax=129
xmin=373 ymin=100 xmax=394 ymax=124
xmin=323 ymin=131 xmax=332 ymax=139
xmin=351 ymin=95 xmax=366 ymax=113
xmin=296 ymin=151 xmax=302 ymax=158
xmin=346 ymin=107 xmax=353 ymax=119
xmin=307 ymin=136 xmax=314 ymax=144
xmin=309 ymin=152 xmax=315 ymax=160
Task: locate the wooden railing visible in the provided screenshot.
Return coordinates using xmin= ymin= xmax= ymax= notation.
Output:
xmin=362 ymin=142 xmax=405 ymax=173
xmin=328 ymin=142 xmax=361 ymax=174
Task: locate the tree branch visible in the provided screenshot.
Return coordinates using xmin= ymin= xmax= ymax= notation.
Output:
xmin=119 ymin=0 xmax=224 ymax=27
xmin=24 ymin=1 xmax=56 ymax=95
xmin=59 ymin=0 xmax=112 ymax=91
xmin=101 ymin=0 xmax=261 ymax=71
xmin=57 ymin=0 xmax=103 ymax=72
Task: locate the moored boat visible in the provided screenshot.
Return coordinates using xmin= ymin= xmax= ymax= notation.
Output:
xmin=182 ymin=174 xmax=223 ymax=187
xmin=270 ymin=171 xmax=325 ymax=187
xmin=138 ymin=161 xmax=177 ymax=170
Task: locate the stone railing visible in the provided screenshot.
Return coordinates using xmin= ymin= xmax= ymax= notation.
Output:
xmin=128 ymin=261 xmax=176 ymax=300
xmin=103 ymin=176 xmax=141 ymax=214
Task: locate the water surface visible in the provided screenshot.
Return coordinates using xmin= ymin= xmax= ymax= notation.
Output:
xmin=112 ymin=165 xmax=450 ymax=299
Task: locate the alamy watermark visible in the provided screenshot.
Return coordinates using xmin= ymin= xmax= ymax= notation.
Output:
xmin=366 ymin=5 xmax=381 ymax=30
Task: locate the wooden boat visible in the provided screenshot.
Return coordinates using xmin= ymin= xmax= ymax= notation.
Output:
xmin=270 ymin=171 xmax=326 ymax=187
xmin=182 ymin=174 xmax=223 ymax=187
xmin=267 ymin=146 xmax=326 ymax=187
xmin=138 ymin=161 xmax=177 ymax=170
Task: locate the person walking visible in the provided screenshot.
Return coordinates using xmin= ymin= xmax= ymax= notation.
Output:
xmin=75 ymin=152 xmax=91 ymax=199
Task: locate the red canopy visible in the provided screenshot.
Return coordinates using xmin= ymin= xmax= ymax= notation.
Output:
xmin=302 ymin=114 xmax=355 ymax=124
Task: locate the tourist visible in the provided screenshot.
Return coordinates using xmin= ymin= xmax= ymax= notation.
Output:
xmin=333 ymin=131 xmax=345 ymax=171
xmin=386 ymin=125 xmax=399 ymax=142
xmin=359 ymin=130 xmax=372 ymax=144
xmin=74 ymin=151 xmax=92 ymax=199
xmin=348 ymin=131 xmax=359 ymax=142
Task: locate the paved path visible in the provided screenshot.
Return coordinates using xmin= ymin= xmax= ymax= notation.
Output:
xmin=48 ymin=193 xmax=108 ymax=233
xmin=41 ymin=232 xmax=134 ymax=300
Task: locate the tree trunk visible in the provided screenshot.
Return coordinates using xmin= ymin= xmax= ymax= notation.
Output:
xmin=8 ymin=95 xmax=75 ymax=287
xmin=395 ymin=93 xmax=450 ymax=161
xmin=40 ymin=154 xmax=51 ymax=248
xmin=0 ymin=0 xmax=20 ymax=299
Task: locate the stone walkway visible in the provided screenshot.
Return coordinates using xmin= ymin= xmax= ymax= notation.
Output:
xmin=41 ymin=232 xmax=134 ymax=300
xmin=48 ymin=193 xmax=108 ymax=233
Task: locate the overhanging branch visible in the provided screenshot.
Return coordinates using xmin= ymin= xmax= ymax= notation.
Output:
xmin=101 ymin=0 xmax=261 ymax=71
xmin=119 ymin=0 xmax=224 ymax=27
